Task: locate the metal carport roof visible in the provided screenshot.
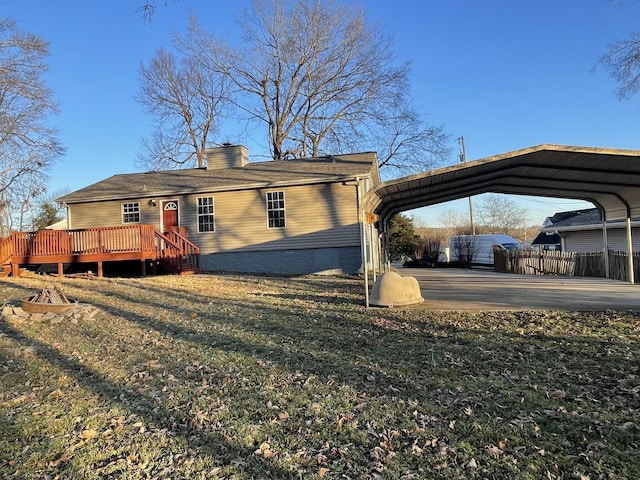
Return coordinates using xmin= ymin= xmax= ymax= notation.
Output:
xmin=361 ymin=144 xmax=640 ymax=224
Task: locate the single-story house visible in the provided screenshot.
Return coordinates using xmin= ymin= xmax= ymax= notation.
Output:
xmin=56 ymin=145 xmax=381 ymax=275
xmin=539 ymin=207 xmax=640 ymax=252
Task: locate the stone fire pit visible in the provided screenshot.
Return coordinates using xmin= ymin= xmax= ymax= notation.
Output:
xmin=20 ymin=285 xmax=77 ymax=314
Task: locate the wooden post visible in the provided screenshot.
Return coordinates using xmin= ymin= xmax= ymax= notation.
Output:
xmin=97 ymin=261 xmax=103 ymax=278
xmin=57 ymin=262 xmax=63 ymax=277
xmin=140 ymin=258 xmax=146 ymax=277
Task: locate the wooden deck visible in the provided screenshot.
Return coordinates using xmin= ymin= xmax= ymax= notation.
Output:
xmin=0 ymin=225 xmax=200 ymax=278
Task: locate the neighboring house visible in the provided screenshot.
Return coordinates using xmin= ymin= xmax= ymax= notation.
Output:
xmin=539 ymin=207 xmax=640 ymax=252
xmin=56 ymin=145 xmax=380 ymax=275
xmin=45 ymin=219 xmax=68 ymax=230
xmin=530 ymin=231 xmax=561 ymax=251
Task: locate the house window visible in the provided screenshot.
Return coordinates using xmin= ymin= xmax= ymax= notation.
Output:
xmin=197 ymin=197 xmax=215 ymax=232
xmin=122 ymin=202 xmax=140 ymax=223
xmin=266 ymin=191 xmax=286 ymax=228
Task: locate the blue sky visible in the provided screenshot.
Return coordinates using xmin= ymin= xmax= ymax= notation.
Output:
xmin=4 ymin=0 xmax=640 ymax=226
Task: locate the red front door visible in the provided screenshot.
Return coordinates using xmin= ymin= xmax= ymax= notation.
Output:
xmin=162 ymin=201 xmax=179 ymax=232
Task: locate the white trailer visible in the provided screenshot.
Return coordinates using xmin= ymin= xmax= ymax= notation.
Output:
xmin=448 ymin=233 xmax=522 ymax=266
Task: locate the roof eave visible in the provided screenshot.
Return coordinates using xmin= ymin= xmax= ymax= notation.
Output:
xmin=59 ymin=173 xmax=371 ymax=204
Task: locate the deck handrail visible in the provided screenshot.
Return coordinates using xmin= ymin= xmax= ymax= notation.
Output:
xmin=0 ymin=236 xmax=12 ymax=265
xmin=165 ymin=229 xmax=200 ymax=271
xmin=152 ymin=230 xmax=182 ymax=259
xmin=7 ymin=225 xmax=159 ymax=259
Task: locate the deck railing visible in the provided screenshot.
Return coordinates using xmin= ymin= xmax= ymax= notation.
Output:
xmin=0 ymin=235 xmax=12 ymax=266
xmin=7 ymin=225 xmax=158 ymax=258
xmin=0 ymin=225 xmax=199 ymax=274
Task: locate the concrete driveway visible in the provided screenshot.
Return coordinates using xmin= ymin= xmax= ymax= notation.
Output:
xmin=395 ymin=267 xmax=640 ymax=311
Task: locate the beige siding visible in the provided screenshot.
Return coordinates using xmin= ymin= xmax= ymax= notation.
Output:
xmin=67 ymin=182 xmax=361 ymax=254
xmin=189 ymin=182 xmax=360 ymax=253
xmin=69 ymin=198 xmax=162 ymax=230
xmin=563 ymin=227 xmax=640 ymax=252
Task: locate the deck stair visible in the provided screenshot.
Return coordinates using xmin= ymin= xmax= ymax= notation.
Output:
xmin=155 ymin=228 xmax=200 ymax=275
xmin=0 ymin=264 xmax=11 ymax=278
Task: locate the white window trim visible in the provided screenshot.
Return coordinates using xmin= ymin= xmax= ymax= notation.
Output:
xmin=196 ymin=196 xmax=216 ymax=233
xmin=122 ymin=202 xmax=140 ymax=224
xmin=266 ymin=191 xmax=286 ymax=229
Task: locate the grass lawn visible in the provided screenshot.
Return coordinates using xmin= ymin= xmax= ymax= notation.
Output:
xmin=0 ymin=273 xmax=639 ymax=479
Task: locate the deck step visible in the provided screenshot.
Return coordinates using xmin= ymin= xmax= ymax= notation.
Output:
xmin=158 ymin=259 xmax=199 ymax=275
xmin=0 ymin=264 xmax=12 ymax=278
xmin=178 ymin=269 xmax=198 ymax=276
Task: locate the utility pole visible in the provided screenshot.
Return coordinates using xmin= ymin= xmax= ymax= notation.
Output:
xmin=458 ymin=136 xmax=476 ymax=235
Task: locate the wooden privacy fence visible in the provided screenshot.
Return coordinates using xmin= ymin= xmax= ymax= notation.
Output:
xmin=494 ymin=248 xmax=640 ymax=282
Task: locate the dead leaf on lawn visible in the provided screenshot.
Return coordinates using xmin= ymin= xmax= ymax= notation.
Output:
xmin=79 ymin=429 xmax=99 ymax=440
xmin=49 ymin=452 xmax=70 ymax=468
xmin=255 ymin=441 xmax=276 ymax=459
xmin=486 ymin=445 xmax=503 ymax=456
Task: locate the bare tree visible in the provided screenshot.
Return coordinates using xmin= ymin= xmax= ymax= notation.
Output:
xmin=438 ymin=208 xmax=471 ymax=239
xmin=136 ymin=1 xmax=179 ymax=22
xmin=136 ymin=46 xmax=231 ymax=169
xmin=599 ymin=30 xmax=640 ymax=100
xmin=376 ymin=115 xmax=451 ymax=178
xmin=476 ymin=194 xmax=528 ymax=235
xmin=450 ymin=235 xmax=478 ymax=268
xmin=138 ymin=0 xmax=450 ymax=174
xmin=0 ymin=18 xmax=64 ymax=234
xmin=0 ymin=172 xmax=47 ymax=235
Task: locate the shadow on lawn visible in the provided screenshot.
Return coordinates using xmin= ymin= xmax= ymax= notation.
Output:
xmin=3 ymin=275 xmax=639 ymax=478
xmin=68 ymin=277 xmax=640 ymax=407
xmin=0 ymin=320 xmax=297 ymax=478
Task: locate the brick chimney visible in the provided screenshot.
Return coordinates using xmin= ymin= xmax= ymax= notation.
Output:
xmin=205 ymin=144 xmax=249 ymax=170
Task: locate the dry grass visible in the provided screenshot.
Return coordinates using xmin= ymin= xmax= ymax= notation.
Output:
xmin=0 ymin=272 xmax=639 ymax=479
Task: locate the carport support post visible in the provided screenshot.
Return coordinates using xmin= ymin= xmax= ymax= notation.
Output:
xmin=626 ymin=216 xmax=634 ymax=284
xmin=600 ymin=210 xmax=609 ymax=278
xmin=369 ymin=222 xmax=377 ymax=283
xmin=361 ymin=214 xmax=370 ymax=308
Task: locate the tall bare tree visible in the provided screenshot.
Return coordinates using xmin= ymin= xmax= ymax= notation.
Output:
xmin=136 ymin=46 xmax=231 ymax=169
xmin=137 ymin=0 xmax=450 ymax=176
xmin=0 ymin=18 xmax=64 ymax=233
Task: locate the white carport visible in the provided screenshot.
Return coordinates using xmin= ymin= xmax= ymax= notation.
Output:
xmin=361 ymin=144 xmax=640 ymax=306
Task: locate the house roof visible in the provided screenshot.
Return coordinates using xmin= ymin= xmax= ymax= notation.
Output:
xmin=361 ymin=144 xmax=640 ymax=224
xmin=540 ymin=206 xmax=640 ymax=232
xmin=57 ymin=152 xmax=378 ymax=204
xmin=531 ymin=231 xmax=561 ymax=246
xmin=543 ymin=208 xmax=595 ymax=227
xmin=546 ymin=208 xmax=601 ymax=228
